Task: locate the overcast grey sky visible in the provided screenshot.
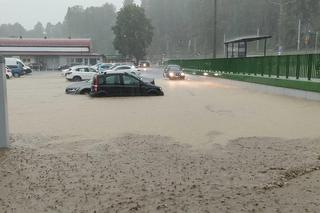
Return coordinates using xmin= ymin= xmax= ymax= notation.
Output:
xmin=0 ymin=0 xmax=140 ymax=29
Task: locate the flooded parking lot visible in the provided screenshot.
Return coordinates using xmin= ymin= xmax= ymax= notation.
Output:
xmin=1 ymin=69 xmax=320 ymax=212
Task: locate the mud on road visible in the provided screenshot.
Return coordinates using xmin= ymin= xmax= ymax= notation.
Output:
xmin=1 ymin=134 xmax=320 ymax=212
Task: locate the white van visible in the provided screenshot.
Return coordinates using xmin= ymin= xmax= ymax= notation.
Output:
xmin=5 ymin=58 xmax=25 ymax=67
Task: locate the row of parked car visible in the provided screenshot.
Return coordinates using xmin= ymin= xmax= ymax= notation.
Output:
xmin=62 ymin=63 xmax=144 ymax=81
xmin=63 ymin=63 xmax=164 ymax=97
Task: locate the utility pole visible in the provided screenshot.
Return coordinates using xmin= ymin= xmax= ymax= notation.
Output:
xmin=223 ymin=34 xmax=226 ymax=56
xmin=278 ymin=0 xmax=284 ymax=49
xmin=257 ymin=28 xmax=260 ymax=52
xmin=297 ymin=19 xmax=301 ymax=51
xmin=0 ymin=56 xmax=9 ymax=148
xmin=213 ymin=0 xmax=217 ymax=58
xmin=315 ymin=32 xmax=318 ymax=53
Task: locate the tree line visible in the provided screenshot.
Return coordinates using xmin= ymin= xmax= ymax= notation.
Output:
xmin=141 ymin=0 xmax=320 ymax=59
xmin=1 ymin=0 xmax=319 ymax=59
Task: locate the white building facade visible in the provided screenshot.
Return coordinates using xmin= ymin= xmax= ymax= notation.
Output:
xmin=0 ymin=38 xmax=103 ymax=70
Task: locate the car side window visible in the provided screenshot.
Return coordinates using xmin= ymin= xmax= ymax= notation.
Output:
xmin=123 ymin=74 xmax=140 ymax=85
xmin=105 ymin=74 xmax=121 ymax=85
xmin=116 ymin=66 xmax=130 ymax=70
xmin=89 ymin=68 xmax=96 ymax=72
xmin=98 ymin=75 xmax=105 ymax=85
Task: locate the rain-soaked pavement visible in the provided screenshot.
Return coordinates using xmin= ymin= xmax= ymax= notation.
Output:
xmin=1 ymin=68 xmax=320 ymax=212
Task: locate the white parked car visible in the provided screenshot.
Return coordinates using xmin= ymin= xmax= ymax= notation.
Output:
xmin=102 ymin=65 xmax=141 ymax=76
xmin=65 ymin=66 xmax=98 ymax=81
xmin=62 ymin=65 xmax=82 ymax=76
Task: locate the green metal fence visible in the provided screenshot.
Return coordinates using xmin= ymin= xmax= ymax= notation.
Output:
xmin=168 ymin=54 xmax=320 ymax=80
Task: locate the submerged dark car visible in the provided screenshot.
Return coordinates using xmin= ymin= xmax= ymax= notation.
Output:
xmin=90 ymin=72 xmax=164 ymax=97
xmin=163 ymin=66 xmax=185 ymax=80
xmin=66 ymin=73 xmax=156 ymax=95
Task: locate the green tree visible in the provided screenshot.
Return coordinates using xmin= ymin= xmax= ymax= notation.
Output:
xmin=112 ymin=4 xmax=153 ymax=63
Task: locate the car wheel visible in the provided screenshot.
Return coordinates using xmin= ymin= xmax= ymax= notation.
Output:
xmin=13 ymin=73 xmax=20 ymax=78
xmin=147 ymin=90 xmax=159 ymax=96
xmin=73 ymin=76 xmax=82 ymax=81
xmin=90 ymin=91 xmax=106 ymax=97
xmin=80 ymin=89 xmax=90 ymax=95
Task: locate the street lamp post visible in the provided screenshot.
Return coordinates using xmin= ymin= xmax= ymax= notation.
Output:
xmin=0 ymin=56 xmax=9 ymax=148
xmin=213 ymin=0 xmax=217 ymax=59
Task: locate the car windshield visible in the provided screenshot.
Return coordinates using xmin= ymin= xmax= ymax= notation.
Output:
xmin=168 ymin=65 xmax=180 ymax=69
xmin=169 ymin=67 xmax=181 ymax=71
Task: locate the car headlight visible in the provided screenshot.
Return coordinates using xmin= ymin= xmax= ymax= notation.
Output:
xmin=169 ymin=72 xmax=174 ymax=77
xmin=68 ymin=88 xmax=78 ymax=92
xmin=181 ymin=72 xmax=185 ymax=76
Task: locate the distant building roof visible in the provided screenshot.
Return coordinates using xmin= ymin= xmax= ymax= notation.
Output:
xmin=0 ymin=38 xmax=92 ymax=48
xmin=224 ymin=35 xmax=272 ymax=44
xmin=0 ymin=38 xmax=102 ymax=57
xmin=0 ymin=51 xmax=101 ymax=57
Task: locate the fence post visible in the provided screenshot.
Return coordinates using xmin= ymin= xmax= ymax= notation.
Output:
xmin=0 ymin=56 xmax=9 ymax=148
xmin=268 ymin=57 xmax=272 ymax=77
xmin=285 ymin=56 xmax=290 ymax=79
xmin=276 ymin=56 xmax=280 ymax=78
xmin=307 ymin=54 xmax=313 ymax=80
xmin=296 ymin=55 xmax=300 ymax=79
xmin=254 ymin=58 xmax=257 ymax=76
xmin=261 ymin=57 xmax=265 ymax=76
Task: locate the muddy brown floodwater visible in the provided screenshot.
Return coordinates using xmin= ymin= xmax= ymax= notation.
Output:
xmin=1 ymin=70 xmax=320 ymax=212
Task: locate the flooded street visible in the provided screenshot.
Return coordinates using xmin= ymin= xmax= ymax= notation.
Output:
xmin=1 ymin=69 xmax=320 ymax=212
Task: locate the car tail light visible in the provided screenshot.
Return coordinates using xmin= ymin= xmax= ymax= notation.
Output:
xmin=93 ymin=76 xmax=98 ymax=92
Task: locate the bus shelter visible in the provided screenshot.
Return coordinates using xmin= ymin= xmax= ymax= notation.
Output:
xmin=224 ymin=35 xmax=272 ymax=58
